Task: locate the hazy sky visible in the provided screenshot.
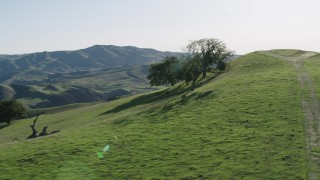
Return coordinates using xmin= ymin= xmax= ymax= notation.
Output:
xmin=1 ymin=0 xmax=320 ymax=54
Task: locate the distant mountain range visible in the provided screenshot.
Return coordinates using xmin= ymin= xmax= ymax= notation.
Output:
xmin=0 ymin=45 xmax=182 ymax=109
xmin=0 ymin=45 xmax=181 ymax=75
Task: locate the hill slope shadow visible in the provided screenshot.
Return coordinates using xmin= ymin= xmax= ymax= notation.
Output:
xmin=101 ymin=72 xmax=221 ymax=115
xmin=101 ymin=84 xmax=189 ymax=115
xmin=111 ymin=89 xmax=214 ymax=126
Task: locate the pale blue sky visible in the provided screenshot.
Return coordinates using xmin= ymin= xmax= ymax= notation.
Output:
xmin=1 ymin=0 xmax=320 ymax=54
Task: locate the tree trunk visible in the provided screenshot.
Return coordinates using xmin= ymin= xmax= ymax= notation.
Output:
xmin=27 ymin=115 xmax=40 ymax=139
xmin=202 ymin=71 xmax=206 ymax=78
xmin=191 ymin=76 xmax=198 ymax=91
xmin=6 ymin=118 xmax=11 ymax=125
xmin=27 ymin=124 xmax=38 ymax=139
xmin=201 ymin=60 xmax=207 ymax=78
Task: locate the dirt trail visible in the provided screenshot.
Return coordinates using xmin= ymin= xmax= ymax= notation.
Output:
xmin=260 ymin=51 xmax=320 ymax=179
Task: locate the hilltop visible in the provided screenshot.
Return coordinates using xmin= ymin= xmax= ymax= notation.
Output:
xmin=1 ymin=49 xmax=319 ymax=179
xmin=0 ymin=45 xmax=181 ymax=108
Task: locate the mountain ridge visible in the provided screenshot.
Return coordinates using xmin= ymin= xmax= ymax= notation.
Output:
xmin=0 ymin=45 xmax=182 ymax=75
xmin=0 ymin=45 xmax=181 ymax=108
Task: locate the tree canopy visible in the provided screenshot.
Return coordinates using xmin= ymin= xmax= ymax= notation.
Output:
xmin=147 ymin=56 xmax=183 ymax=86
xmin=147 ymin=38 xmax=233 ymax=89
xmin=185 ymin=38 xmax=233 ymax=78
xmin=0 ymin=99 xmax=26 ymax=124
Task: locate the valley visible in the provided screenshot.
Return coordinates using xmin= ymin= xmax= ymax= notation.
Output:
xmin=0 ymin=45 xmax=180 ymax=109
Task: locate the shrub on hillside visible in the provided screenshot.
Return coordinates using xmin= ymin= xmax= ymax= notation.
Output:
xmin=0 ymin=99 xmax=26 ymax=124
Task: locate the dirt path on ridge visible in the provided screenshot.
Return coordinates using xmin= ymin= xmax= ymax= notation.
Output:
xmin=260 ymin=51 xmax=320 ymax=180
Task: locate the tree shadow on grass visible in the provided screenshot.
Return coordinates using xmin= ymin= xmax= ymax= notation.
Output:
xmin=196 ymin=72 xmax=223 ymax=88
xmin=160 ymin=90 xmax=215 ymax=113
xmin=100 ymin=72 xmax=222 ymax=116
xmin=110 ymin=90 xmax=215 ymax=126
xmin=100 ymin=83 xmax=190 ymax=115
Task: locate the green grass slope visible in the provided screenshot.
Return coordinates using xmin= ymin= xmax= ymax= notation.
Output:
xmin=2 ymin=65 xmax=157 ymax=109
xmin=269 ymin=49 xmax=306 ymax=57
xmin=304 ymin=54 xmax=320 ymax=98
xmin=0 ymin=52 xmax=307 ymax=179
xmin=303 ymin=54 xmax=320 ymax=156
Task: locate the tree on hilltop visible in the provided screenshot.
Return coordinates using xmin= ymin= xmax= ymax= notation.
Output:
xmin=185 ymin=38 xmax=233 ymax=78
xmin=181 ymin=55 xmax=201 ymax=87
xmin=147 ymin=38 xmax=233 ymax=90
xmin=147 ymin=56 xmax=183 ymax=86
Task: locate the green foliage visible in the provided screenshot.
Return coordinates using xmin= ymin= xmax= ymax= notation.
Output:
xmin=147 ymin=56 xmax=183 ymax=86
xmin=217 ymin=60 xmax=227 ymax=71
xmin=181 ymin=56 xmax=201 ymax=88
xmin=147 ymin=38 xmax=233 ymax=89
xmin=185 ymin=38 xmax=233 ymax=78
xmin=0 ymin=51 xmax=307 ymax=179
xmin=0 ymin=99 xmax=26 ymax=124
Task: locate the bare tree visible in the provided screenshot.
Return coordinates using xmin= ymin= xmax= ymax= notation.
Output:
xmin=27 ymin=115 xmax=40 ymax=139
xmin=26 ymin=113 xmax=60 ymax=139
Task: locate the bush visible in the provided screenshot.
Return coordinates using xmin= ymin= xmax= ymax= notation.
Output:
xmin=0 ymin=99 xmax=26 ymax=124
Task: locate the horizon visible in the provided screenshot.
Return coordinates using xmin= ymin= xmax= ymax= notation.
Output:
xmin=0 ymin=44 xmax=316 ymax=56
xmin=1 ymin=0 xmax=320 ymax=55
xmin=0 ymin=44 xmax=185 ymax=56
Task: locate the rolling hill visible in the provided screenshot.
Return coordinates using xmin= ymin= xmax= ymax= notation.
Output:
xmin=0 ymin=45 xmax=181 ymax=108
xmin=0 ymin=45 xmax=180 ymax=74
xmin=1 ymin=49 xmax=319 ymax=179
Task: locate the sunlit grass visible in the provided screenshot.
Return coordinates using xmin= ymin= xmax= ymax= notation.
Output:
xmin=0 ymin=52 xmax=307 ymax=179
xmin=270 ymin=49 xmax=305 ymax=57
xmin=304 ymin=54 xmax=320 ymax=98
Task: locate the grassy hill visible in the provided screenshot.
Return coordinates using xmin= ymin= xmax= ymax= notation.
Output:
xmin=1 ymin=64 xmax=160 ymax=109
xmin=22 ymin=65 xmax=147 ymax=108
xmin=304 ymin=53 xmax=320 ymax=98
xmin=0 ymin=50 xmax=315 ymax=179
